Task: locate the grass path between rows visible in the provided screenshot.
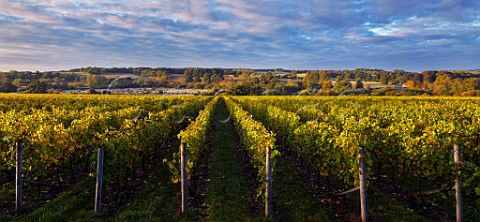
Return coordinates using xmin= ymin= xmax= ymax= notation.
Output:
xmin=272 ymin=155 xmax=335 ymax=221
xmin=208 ymin=100 xmax=334 ymax=221
xmin=204 ymin=100 xmax=260 ymax=221
xmin=109 ymin=140 xmax=180 ymax=222
xmin=277 ymin=151 xmax=431 ymax=222
xmin=20 ymin=178 xmax=98 ymax=221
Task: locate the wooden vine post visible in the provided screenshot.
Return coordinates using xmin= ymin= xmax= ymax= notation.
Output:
xmin=95 ymin=147 xmax=104 ymax=213
xmin=181 ymin=143 xmax=188 ymax=214
xmin=265 ymin=146 xmax=272 ymax=218
xmin=358 ymin=146 xmax=368 ymax=222
xmin=15 ymin=141 xmax=23 ymax=211
xmin=454 ymin=143 xmax=463 ymax=222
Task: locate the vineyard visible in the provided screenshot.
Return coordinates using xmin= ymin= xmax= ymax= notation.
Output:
xmin=1 ymin=94 xmax=480 ymax=221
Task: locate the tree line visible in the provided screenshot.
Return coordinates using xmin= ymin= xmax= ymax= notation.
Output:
xmin=1 ymin=67 xmax=480 ymax=95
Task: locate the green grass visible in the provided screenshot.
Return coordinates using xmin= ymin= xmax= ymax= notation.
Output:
xmin=205 ymin=100 xmax=261 ymax=221
xmin=272 ymin=156 xmax=335 ymax=221
xmin=110 ymin=142 xmax=181 ymax=222
xmin=20 ymin=178 xmax=99 ymax=221
xmin=367 ymin=187 xmax=431 ymax=222
xmin=377 ymin=168 xmax=480 ymax=221
xmin=0 ymin=182 xmax=15 ymax=221
xmin=0 ymin=178 xmax=78 ymax=221
xmin=212 ymin=103 xmax=334 ymax=221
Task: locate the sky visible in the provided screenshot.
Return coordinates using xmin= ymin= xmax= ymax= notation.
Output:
xmin=0 ymin=0 xmax=479 ymax=72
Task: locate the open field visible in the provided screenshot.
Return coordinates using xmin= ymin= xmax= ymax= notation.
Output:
xmin=99 ymin=73 xmax=142 ymax=79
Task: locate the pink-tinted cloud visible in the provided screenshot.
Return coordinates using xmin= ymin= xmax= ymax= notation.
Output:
xmin=0 ymin=0 xmax=479 ymax=71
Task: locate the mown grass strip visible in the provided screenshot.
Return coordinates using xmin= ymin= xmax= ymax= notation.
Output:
xmin=205 ymin=100 xmax=261 ymax=221
xmin=0 ymin=182 xmax=16 ymax=221
xmin=367 ymin=187 xmax=432 ymax=222
xmin=110 ymin=144 xmax=180 ymax=222
xmin=272 ymin=156 xmax=335 ymax=222
xmin=20 ymin=178 xmax=99 ymax=221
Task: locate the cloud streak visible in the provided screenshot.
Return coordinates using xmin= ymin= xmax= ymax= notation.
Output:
xmin=0 ymin=0 xmax=478 ymax=71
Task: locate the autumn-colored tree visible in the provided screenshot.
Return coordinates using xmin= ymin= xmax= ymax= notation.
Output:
xmin=284 ymin=79 xmax=301 ymax=94
xmin=433 ymin=74 xmax=452 ymax=95
xmin=322 ymin=80 xmax=333 ymax=90
xmin=12 ymin=78 xmax=24 ymax=87
xmin=380 ymin=72 xmax=388 ymax=85
xmin=334 ymin=75 xmax=352 ymax=92
xmin=450 ymin=78 xmax=464 ymax=95
xmin=290 ymin=70 xmax=298 ymax=79
xmin=319 ymin=70 xmax=329 ymax=82
xmin=405 ymin=80 xmax=416 ymax=89
xmin=239 ymin=71 xmax=251 ymax=78
xmin=421 ymin=71 xmax=436 ymax=90
xmin=302 ymin=71 xmax=319 ymax=88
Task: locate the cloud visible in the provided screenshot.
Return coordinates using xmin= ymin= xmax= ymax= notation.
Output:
xmin=0 ymin=0 xmax=478 ymax=71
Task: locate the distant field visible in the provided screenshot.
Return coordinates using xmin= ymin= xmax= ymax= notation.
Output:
xmin=99 ymin=73 xmax=140 ymax=79
xmin=256 ymin=71 xmax=290 ymax=76
xmin=58 ymin=71 xmax=88 ymax=75
xmin=297 ymin=73 xmax=307 ymax=78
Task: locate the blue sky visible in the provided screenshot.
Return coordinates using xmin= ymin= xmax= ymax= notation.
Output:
xmin=0 ymin=0 xmax=479 ymax=72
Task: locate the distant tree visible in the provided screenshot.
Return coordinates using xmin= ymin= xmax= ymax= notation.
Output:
xmin=302 ymin=71 xmax=319 ymax=88
xmin=26 ymin=80 xmax=48 ymax=93
xmin=210 ymin=74 xmax=223 ymax=83
xmin=12 ymin=79 xmax=24 ymax=87
xmin=86 ymin=73 xmax=94 ymax=88
xmin=286 ymin=79 xmax=299 ymax=87
xmin=284 ymin=79 xmax=301 ymax=93
xmin=355 ymin=78 xmax=364 ymax=89
xmin=380 ymin=73 xmax=388 ymax=85
xmin=94 ymin=75 xmax=108 ymax=88
xmin=87 ymin=88 xmax=98 ymax=94
xmin=405 ymin=80 xmax=416 ymax=89
xmin=450 ymin=78 xmax=464 ymax=95
xmin=334 ymin=76 xmax=352 ymax=92
xmin=47 ymin=88 xmax=60 ymax=94
xmin=334 ymin=75 xmax=342 ymax=84
xmin=433 ymin=74 xmax=452 ymax=95
xmin=409 ymin=73 xmax=423 ymax=89
xmin=341 ymin=70 xmax=350 ymax=80
xmin=110 ymin=78 xmax=134 ymax=88
xmin=365 ymin=74 xmax=372 ymax=82
xmin=201 ymin=73 xmax=211 ymax=84
xmin=260 ymin=71 xmax=278 ymax=86
xmin=193 ymin=73 xmax=201 ymax=82
xmin=184 ymin=68 xmax=194 ymax=82
xmin=0 ymin=82 xmax=17 ymax=93
xmin=463 ymin=78 xmax=480 ymax=91
xmin=421 ymin=71 xmax=436 ymax=88
xmin=289 ymin=70 xmax=298 ymax=79
xmin=322 ymin=80 xmax=333 ymax=90
xmin=319 ymin=70 xmax=329 ymax=83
